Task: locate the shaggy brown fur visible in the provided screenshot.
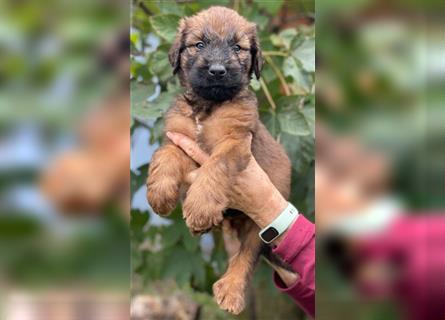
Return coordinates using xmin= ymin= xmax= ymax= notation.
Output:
xmin=146 ymin=7 xmax=291 ymax=314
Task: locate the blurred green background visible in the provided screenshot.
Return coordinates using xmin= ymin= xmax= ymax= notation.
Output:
xmin=2 ymin=0 xmax=444 ymax=319
xmin=0 ymin=0 xmax=129 ymax=305
xmin=316 ymin=0 xmax=445 ymax=319
xmin=130 ymin=0 xmax=314 ymax=319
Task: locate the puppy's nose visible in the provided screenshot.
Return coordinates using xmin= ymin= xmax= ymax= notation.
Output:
xmin=208 ymin=64 xmax=227 ymax=78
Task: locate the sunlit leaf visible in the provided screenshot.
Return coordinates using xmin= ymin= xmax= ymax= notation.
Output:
xmin=270 ymin=29 xmax=297 ymax=49
xmin=283 ymin=56 xmax=312 ymax=92
xmin=293 ymin=38 xmax=315 ymax=72
xmin=280 ymin=29 xmax=298 ymax=49
xmin=249 ymin=78 xmax=261 ymax=91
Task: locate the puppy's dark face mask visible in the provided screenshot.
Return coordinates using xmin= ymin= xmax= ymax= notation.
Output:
xmin=186 ymin=35 xmax=246 ymax=102
xmin=168 ymin=7 xmax=263 ymax=103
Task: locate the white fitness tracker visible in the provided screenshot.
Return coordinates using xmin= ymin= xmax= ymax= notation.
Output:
xmin=259 ymin=202 xmax=299 ymax=244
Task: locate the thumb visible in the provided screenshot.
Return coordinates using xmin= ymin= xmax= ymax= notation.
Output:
xmin=166 ymin=131 xmax=209 ymax=165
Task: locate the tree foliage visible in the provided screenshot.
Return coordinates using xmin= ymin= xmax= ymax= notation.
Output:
xmin=131 ymin=1 xmax=314 ymax=318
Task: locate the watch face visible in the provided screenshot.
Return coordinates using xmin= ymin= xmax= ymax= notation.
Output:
xmin=261 ymin=227 xmax=279 ymax=242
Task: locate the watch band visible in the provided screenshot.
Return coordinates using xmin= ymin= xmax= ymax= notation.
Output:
xmin=258 ymin=202 xmax=299 ymax=244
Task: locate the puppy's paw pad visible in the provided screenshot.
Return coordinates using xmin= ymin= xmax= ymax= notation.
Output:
xmin=213 ymin=277 xmax=246 ymax=315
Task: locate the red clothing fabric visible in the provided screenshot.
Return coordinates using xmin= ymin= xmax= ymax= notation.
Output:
xmin=358 ymin=215 xmax=445 ymax=320
xmin=272 ymin=215 xmax=315 ymax=318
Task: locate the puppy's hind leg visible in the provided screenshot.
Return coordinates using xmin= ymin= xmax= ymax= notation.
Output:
xmin=213 ymin=219 xmax=262 ymax=315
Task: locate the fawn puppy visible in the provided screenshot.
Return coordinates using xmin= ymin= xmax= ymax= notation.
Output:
xmin=147 ymin=6 xmax=291 ymax=314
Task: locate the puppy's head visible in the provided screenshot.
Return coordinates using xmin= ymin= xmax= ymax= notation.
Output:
xmin=169 ymin=6 xmax=263 ymax=102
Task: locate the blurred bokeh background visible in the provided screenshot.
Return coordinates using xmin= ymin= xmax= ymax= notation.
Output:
xmin=130 ymin=0 xmax=314 ymax=319
xmin=316 ymin=0 xmax=445 ymax=319
xmin=5 ymin=0 xmax=445 ymax=319
xmin=0 ymin=0 xmax=129 ymax=319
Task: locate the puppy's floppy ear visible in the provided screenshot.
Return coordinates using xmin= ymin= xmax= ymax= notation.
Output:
xmin=168 ymin=18 xmax=187 ymax=74
xmin=249 ymin=24 xmax=263 ymax=79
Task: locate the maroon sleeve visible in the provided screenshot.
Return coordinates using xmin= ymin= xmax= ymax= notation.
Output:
xmin=272 ymin=215 xmax=315 ymax=318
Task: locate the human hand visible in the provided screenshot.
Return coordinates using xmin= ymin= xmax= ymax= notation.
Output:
xmin=166 ymin=131 xmax=288 ymax=230
xmin=167 ymin=131 xmax=298 ymax=285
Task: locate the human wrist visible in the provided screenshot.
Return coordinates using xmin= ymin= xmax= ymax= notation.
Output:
xmin=252 ymin=187 xmax=288 ymax=230
xmin=258 ymin=201 xmax=299 ymax=245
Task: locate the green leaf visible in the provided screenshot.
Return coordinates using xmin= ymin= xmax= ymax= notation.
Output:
xmin=293 ymin=38 xmax=315 ymax=72
xmin=281 ymin=132 xmax=314 ymax=173
xmin=131 ymin=81 xmax=156 ymax=116
xmin=190 ymin=254 xmax=206 ymax=287
xmin=280 ymin=29 xmax=298 ymax=49
xmin=280 ymin=132 xmax=314 ymax=216
xmin=270 ymin=29 xmax=297 ymax=49
xmin=130 ymin=29 xmax=141 ymax=51
xmin=162 ymin=246 xmax=205 ymax=286
xmin=149 ymin=117 xmax=165 ymax=145
xmin=149 ymin=50 xmax=171 ymax=81
xmin=131 ymin=210 xmax=149 ymax=233
xmin=253 ymin=0 xmax=284 ymax=15
xmin=249 ymin=78 xmax=261 ymax=91
xmin=150 ymin=91 xmax=176 ymax=113
xmin=276 ymin=96 xmax=314 ymax=136
xmin=182 ymin=228 xmax=200 ymax=252
xmin=242 ymin=5 xmax=268 ymax=31
xmin=260 ymin=110 xmax=280 ymax=138
xmin=270 ymin=34 xmax=284 ymax=48
xmin=156 ymin=0 xmax=185 ymax=16
xmin=251 ymin=15 xmax=268 ymax=31
xmin=131 ymin=58 xmax=152 ymax=81
xmin=162 ymin=247 xmax=189 ymax=281
xmin=301 ymin=104 xmax=315 ymax=138
xmin=283 ymin=56 xmax=311 ymax=92
xmin=133 ymin=90 xmax=175 ymax=121
xmin=277 ymin=108 xmax=312 ymax=136
xmin=162 ymin=224 xmax=182 ymax=248
xmin=149 ymin=14 xmax=181 ymax=43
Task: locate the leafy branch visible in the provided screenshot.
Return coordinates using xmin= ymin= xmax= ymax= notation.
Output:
xmin=263 ymin=51 xmax=288 ymax=57
xmin=259 ymin=78 xmax=276 ymax=110
xmin=264 ymin=55 xmax=291 ymax=96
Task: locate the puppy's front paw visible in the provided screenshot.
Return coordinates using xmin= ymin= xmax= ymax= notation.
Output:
xmin=213 ymin=275 xmax=246 ymax=315
xmin=183 ymin=183 xmax=226 ymax=234
xmin=146 ymin=175 xmax=179 ymax=216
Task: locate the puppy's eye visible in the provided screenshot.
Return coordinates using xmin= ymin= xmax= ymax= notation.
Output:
xmin=195 ymin=42 xmax=205 ymax=50
xmin=233 ymin=45 xmax=241 ymax=53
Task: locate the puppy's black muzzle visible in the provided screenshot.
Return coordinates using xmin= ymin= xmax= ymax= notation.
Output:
xmin=208 ymin=64 xmax=227 ymax=79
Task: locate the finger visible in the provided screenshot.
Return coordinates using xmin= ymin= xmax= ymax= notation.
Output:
xmin=166 ymin=132 xmax=210 ymax=165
